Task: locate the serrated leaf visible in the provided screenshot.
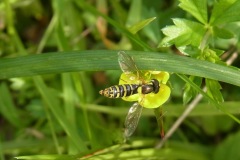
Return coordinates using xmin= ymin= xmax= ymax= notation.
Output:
xmin=179 ymin=0 xmax=208 ymax=24
xmin=213 ymin=26 xmax=234 ymax=39
xmin=206 ymin=79 xmax=224 ymax=103
xmin=183 ymin=76 xmax=202 ymax=105
xmin=128 ymin=17 xmax=156 ymax=34
xmin=210 ymin=0 xmax=240 ymax=25
xmin=178 ymin=46 xmax=201 ymax=57
xmin=160 ymin=18 xmax=205 ymax=47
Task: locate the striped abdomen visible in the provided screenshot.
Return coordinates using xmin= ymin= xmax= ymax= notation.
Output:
xmin=99 ymin=84 xmax=139 ymax=98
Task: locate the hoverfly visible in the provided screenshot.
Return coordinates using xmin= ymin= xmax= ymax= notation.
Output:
xmin=99 ymin=51 xmax=170 ymax=139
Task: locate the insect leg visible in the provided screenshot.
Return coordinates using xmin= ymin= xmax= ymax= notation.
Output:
xmin=154 ymin=107 xmax=165 ymax=138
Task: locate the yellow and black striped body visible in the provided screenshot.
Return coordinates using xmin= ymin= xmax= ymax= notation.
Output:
xmin=99 ymin=84 xmax=139 ymax=98
xmin=99 ymin=79 xmax=160 ymax=99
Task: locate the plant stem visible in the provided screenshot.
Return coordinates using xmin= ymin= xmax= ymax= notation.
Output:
xmin=155 ymin=51 xmax=239 ymax=149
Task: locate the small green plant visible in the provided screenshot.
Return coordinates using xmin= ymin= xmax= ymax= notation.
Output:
xmin=0 ymin=0 xmax=240 ymax=160
xmin=160 ymin=0 xmax=240 ymax=104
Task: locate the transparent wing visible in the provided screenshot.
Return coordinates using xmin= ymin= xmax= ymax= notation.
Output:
xmin=124 ymin=102 xmax=143 ymax=139
xmin=118 ymin=51 xmax=139 ymax=73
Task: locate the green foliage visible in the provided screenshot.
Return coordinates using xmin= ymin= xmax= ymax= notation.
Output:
xmin=179 ymin=0 xmax=208 ymax=24
xmin=160 ymin=18 xmax=206 ymax=47
xmin=160 ymin=0 xmax=240 ymax=107
xmin=213 ymin=26 xmax=234 ymax=39
xmin=213 ymin=131 xmax=240 ymax=160
xmin=0 ymin=0 xmax=240 ymax=160
xmin=183 ymin=76 xmax=202 ymax=105
xmin=206 ymin=79 xmax=224 ymax=103
xmin=128 ymin=17 xmax=156 ymax=34
xmin=209 ymin=0 xmax=240 ymax=25
xmin=0 ymin=50 xmax=240 ymax=86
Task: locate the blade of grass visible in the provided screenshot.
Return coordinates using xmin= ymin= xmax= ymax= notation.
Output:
xmin=2 ymin=138 xmax=65 ymax=152
xmin=16 ymin=140 xmax=209 ymax=160
xmin=36 ymin=14 xmax=58 ymax=54
xmin=54 ymin=7 xmax=81 ymax=153
xmin=61 ymin=73 xmax=79 ymax=153
xmin=177 ymin=74 xmax=240 ymax=124
xmin=33 ymin=76 xmax=88 ymax=152
xmin=0 ymin=50 xmax=240 ymax=87
xmin=4 ymin=0 xmax=88 ymax=154
xmin=84 ymin=101 xmax=240 ymax=117
xmin=0 ymin=137 xmax=4 ymax=160
xmin=73 ymin=72 xmax=93 ymax=140
xmin=128 ymin=17 xmax=157 ymax=34
xmin=75 ymin=0 xmax=153 ymax=51
xmin=15 ymin=154 xmax=77 ymax=160
xmin=0 ymin=82 xmax=23 ymax=128
xmin=43 ymin=103 xmax=62 ymax=154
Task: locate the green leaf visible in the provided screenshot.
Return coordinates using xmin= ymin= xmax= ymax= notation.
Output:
xmin=1 ymin=50 xmax=240 ymax=88
xmin=179 ymin=0 xmax=208 ymax=24
xmin=213 ymin=131 xmax=240 ymax=160
xmin=183 ymin=76 xmax=202 ymax=105
xmin=126 ymin=0 xmax=142 ymax=27
xmin=128 ymin=17 xmax=156 ymax=34
xmin=0 ymin=82 xmax=23 ymax=128
xmin=178 ymin=46 xmax=201 ymax=57
xmin=210 ymin=0 xmax=240 ymax=25
xmin=160 ymin=18 xmax=205 ymax=47
xmin=211 ymin=48 xmax=225 ymax=57
xmin=183 ymin=84 xmax=194 ymax=105
xmin=206 ymin=79 xmax=224 ymax=103
xmin=199 ymin=48 xmax=221 ymax=63
xmin=15 ymin=154 xmax=78 ymax=160
xmin=75 ymin=0 xmax=153 ymax=51
xmin=87 ymin=101 xmax=240 ymax=117
xmin=213 ymin=26 xmax=234 ymax=39
xmin=201 ymin=116 xmax=234 ymax=135
xmin=33 ymin=76 xmax=88 ymax=152
xmin=141 ymin=8 xmax=161 ymax=44
xmin=178 ymin=74 xmax=240 ymax=124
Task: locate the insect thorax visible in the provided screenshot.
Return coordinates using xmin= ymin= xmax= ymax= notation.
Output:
xmin=141 ymin=79 xmax=160 ymax=94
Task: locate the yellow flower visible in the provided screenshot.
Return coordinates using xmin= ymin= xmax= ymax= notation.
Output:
xmin=119 ymin=71 xmax=171 ymax=108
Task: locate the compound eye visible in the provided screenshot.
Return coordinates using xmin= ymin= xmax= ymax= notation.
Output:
xmin=151 ymin=79 xmax=160 ymax=93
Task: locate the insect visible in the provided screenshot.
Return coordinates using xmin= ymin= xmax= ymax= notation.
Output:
xmin=99 ymin=51 xmax=170 ymax=139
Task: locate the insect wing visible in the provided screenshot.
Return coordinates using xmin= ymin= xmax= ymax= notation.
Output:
xmin=124 ymin=102 xmax=143 ymax=138
xmin=118 ymin=51 xmax=139 ymax=74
